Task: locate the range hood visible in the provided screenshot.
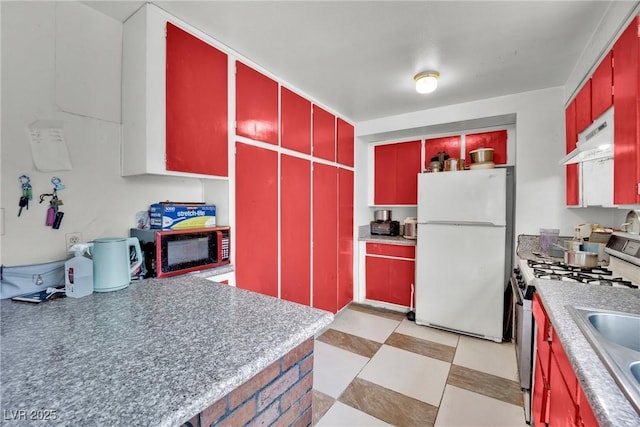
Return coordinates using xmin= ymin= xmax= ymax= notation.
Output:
xmin=560 ymin=107 xmax=614 ymax=165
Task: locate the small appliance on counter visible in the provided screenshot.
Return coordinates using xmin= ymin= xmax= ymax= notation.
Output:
xmin=370 ymin=210 xmax=400 ymax=236
xmin=131 ymin=226 xmax=230 ymax=278
xmin=403 ymin=217 xmax=418 ymax=239
xmin=91 ymin=237 xmax=142 ymax=292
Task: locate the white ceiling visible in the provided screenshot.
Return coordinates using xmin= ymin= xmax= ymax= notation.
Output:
xmin=83 ymin=1 xmax=614 ymax=123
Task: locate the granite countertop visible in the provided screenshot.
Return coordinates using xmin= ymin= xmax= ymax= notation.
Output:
xmin=358 ymin=233 xmax=416 ymax=245
xmin=0 ymin=277 xmax=333 ymax=426
xmin=534 ymin=281 xmax=640 ymax=427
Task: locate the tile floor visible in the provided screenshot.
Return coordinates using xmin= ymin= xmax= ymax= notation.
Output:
xmin=312 ymin=303 xmax=527 ymax=427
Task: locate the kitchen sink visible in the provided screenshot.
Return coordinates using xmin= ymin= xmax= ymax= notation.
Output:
xmin=568 ymin=306 xmax=640 ymax=415
xmin=586 ymin=312 xmax=640 ymax=352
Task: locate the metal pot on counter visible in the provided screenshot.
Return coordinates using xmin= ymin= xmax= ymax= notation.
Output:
xmin=564 ymin=250 xmax=598 ymax=268
xmin=374 ymin=210 xmax=392 ymax=222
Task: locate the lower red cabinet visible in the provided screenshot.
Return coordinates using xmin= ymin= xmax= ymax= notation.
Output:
xmin=533 ymin=295 xmax=600 ymax=427
xmin=365 ymin=243 xmax=415 ymax=306
xmin=533 ymin=352 xmax=550 ymax=427
xmin=549 ymin=351 xmax=578 ymax=426
xmin=577 ymin=384 xmax=599 ymax=427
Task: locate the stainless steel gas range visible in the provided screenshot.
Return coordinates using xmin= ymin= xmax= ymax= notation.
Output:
xmin=511 ymin=232 xmax=640 ymax=424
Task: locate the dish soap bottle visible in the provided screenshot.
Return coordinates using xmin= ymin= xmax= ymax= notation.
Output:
xmin=65 ymin=243 xmax=93 ymax=298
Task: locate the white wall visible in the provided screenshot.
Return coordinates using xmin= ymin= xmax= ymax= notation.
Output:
xmin=0 ymin=2 xmax=204 ymax=265
xmin=355 ymin=87 xmax=627 ymax=240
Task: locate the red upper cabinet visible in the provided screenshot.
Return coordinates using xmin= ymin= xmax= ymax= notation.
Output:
xmin=591 ymin=51 xmax=613 ymax=119
xmin=337 ymin=118 xmax=355 ymax=167
xmin=565 ymin=100 xmax=580 ymax=206
xmin=313 ymin=105 xmax=336 ymax=161
xmin=425 ymin=136 xmax=461 ymax=168
xmin=236 ymin=61 xmax=278 ymax=145
xmin=374 ymin=140 xmax=422 ymax=205
xmin=281 ymin=87 xmax=311 ymax=154
xmin=576 ymin=80 xmax=593 ymax=134
xmin=613 ymin=16 xmax=640 ymax=205
xmin=165 ymin=23 xmax=228 ymax=176
xmin=464 ymin=130 xmax=508 ymax=165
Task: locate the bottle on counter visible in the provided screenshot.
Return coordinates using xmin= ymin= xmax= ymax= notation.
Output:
xmin=65 ymin=244 xmax=93 ymax=298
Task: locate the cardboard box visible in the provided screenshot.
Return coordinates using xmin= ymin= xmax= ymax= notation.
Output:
xmin=150 ymin=204 xmax=216 ymax=230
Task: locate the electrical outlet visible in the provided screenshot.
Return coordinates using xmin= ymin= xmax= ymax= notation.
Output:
xmin=65 ymin=232 xmax=82 ymax=249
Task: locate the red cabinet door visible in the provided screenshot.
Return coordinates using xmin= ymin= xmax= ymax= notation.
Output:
xmin=591 ymin=51 xmax=613 ymax=119
xmin=387 ymin=258 xmax=414 ymax=306
xmin=464 ymin=130 xmax=508 ymax=165
xmin=313 ymin=105 xmax=336 ymax=161
xmin=236 ymin=61 xmax=278 ymax=145
xmin=235 ymin=142 xmax=278 ymax=297
xmin=337 ymin=168 xmax=354 ymax=311
xmin=374 ymin=143 xmax=398 ymax=205
xmin=313 ymin=163 xmax=338 ymax=313
xmin=165 ymin=23 xmax=228 ymax=176
xmin=365 ymin=256 xmax=388 ymax=302
xmin=337 ymin=118 xmax=355 ymax=167
xmin=576 ymin=80 xmax=593 ymax=134
xmin=281 ymin=154 xmax=311 ymax=305
xmin=425 ymin=136 xmax=461 ymax=169
xmin=613 ymin=16 xmax=640 ymax=205
xmin=577 ymin=385 xmax=599 ymax=427
xmin=565 ymin=100 xmax=580 ymax=206
xmin=549 ymin=353 xmax=578 ymax=426
xmin=374 ymin=140 xmax=421 ymax=205
xmin=533 ymin=353 xmax=550 ymax=427
xmin=281 ymin=87 xmax=311 ymax=154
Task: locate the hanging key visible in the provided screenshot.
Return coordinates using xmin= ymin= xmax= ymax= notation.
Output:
xmin=18 ymin=196 xmax=28 ymax=217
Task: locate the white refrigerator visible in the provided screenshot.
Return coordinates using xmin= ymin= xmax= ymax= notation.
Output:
xmin=415 ymin=167 xmax=514 ymax=343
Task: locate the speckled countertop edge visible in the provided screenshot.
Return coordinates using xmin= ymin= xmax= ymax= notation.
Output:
xmin=357 ymin=224 xmax=416 ymax=245
xmin=1 ymin=277 xmax=333 ymax=426
xmin=534 ymin=281 xmax=640 ymax=427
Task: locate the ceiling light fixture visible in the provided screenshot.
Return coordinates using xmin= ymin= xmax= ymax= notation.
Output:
xmin=414 ymin=71 xmax=439 ymax=94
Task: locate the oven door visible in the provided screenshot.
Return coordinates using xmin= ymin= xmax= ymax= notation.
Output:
xmin=511 ymin=274 xmax=532 ymax=391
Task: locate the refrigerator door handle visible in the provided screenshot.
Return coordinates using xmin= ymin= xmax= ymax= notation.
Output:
xmin=419 ymin=220 xmax=504 ymax=227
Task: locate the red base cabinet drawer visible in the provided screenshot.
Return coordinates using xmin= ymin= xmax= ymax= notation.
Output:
xmin=366 ymin=243 xmax=415 ymax=258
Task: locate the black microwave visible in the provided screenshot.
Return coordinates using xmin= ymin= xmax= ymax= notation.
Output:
xmin=130 ymin=227 xmax=230 ymax=278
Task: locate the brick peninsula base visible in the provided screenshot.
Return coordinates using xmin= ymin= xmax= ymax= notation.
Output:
xmin=183 ymin=338 xmax=314 ymax=427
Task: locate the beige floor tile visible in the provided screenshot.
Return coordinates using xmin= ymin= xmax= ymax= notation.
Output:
xmin=396 ymin=318 xmax=460 ymax=347
xmin=329 ymin=308 xmax=401 ymax=343
xmin=316 ymin=328 xmax=382 ymax=358
xmin=316 ymin=400 xmax=392 ymax=426
xmin=358 ymin=344 xmax=450 ymax=406
xmin=453 ymin=335 xmax=519 ymax=381
xmin=434 ymin=385 xmax=527 ymax=427
xmin=339 ymin=377 xmax=438 ymax=427
xmin=313 ymin=341 xmax=369 ymax=398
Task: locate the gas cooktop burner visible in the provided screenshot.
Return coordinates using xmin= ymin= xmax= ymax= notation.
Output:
xmin=528 ymin=260 xmax=636 ymax=288
xmin=527 ymin=259 xmax=612 ymax=275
